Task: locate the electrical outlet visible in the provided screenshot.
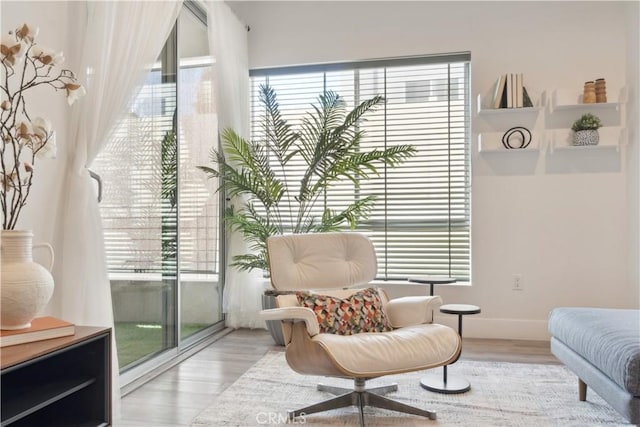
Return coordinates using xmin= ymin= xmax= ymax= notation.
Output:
xmin=513 ymin=274 xmax=523 ymax=291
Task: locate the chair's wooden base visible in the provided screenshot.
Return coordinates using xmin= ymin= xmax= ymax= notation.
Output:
xmin=287 ymin=379 xmax=437 ymax=427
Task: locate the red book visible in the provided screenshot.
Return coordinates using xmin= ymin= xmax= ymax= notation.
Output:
xmin=0 ymin=317 xmax=75 ymax=347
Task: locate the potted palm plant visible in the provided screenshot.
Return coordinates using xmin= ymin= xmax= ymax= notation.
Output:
xmin=199 ymin=84 xmax=416 ymax=343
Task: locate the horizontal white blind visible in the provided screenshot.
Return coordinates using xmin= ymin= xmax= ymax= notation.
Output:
xmin=251 ymin=55 xmax=470 ymax=280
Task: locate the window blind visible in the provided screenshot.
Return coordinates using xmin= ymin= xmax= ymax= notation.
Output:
xmin=250 ymin=54 xmax=471 ymax=280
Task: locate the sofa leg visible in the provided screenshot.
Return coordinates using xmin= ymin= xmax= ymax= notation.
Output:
xmin=578 ymin=378 xmax=587 ymax=401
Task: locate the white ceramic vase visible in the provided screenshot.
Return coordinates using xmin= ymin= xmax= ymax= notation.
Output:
xmin=0 ymin=230 xmax=55 ymax=330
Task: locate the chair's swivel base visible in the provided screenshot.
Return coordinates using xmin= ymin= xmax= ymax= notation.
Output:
xmin=288 ymin=379 xmax=437 ymax=427
xmin=420 ymin=372 xmax=470 ymax=394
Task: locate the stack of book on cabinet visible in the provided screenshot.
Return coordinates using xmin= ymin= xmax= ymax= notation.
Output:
xmin=492 ymin=73 xmax=534 ymax=109
xmin=0 ymin=317 xmax=75 ymax=347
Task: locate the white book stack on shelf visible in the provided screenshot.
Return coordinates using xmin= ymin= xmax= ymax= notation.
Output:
xmin=490 ymin=72 xmax=531 ymax=109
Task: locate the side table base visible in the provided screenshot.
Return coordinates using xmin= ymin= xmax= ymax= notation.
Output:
xmin=420 ymin=372 xmax=470 ymax=394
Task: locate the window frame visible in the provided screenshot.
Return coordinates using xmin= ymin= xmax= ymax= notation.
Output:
xmin=249 ymin=52 xmax=472 ymax=282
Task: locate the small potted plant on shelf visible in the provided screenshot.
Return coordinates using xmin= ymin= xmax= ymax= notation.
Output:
xmin=571 ymin=113 xmax=602 ymax=146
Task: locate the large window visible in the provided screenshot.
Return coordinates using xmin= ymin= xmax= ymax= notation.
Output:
xmin=251 ymin=54 xmax=471 ymax=280
xmin=93 ymin=2 xmax=223 ymax=374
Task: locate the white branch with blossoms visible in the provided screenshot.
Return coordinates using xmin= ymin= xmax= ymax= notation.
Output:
xmin=1 ymin=23 xmax=85 ymax=230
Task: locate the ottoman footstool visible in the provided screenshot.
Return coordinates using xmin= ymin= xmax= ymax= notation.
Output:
xmin=548 ymin=307 xmax=640 ymax=424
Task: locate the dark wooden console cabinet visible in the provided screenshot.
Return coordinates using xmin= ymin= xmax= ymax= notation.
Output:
xmin=1 ymin=326 xmax=111 ymax=427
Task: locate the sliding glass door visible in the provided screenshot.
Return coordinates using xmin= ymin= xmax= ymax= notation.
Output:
xmin=93 ymin=2 xmax=223 ymax=375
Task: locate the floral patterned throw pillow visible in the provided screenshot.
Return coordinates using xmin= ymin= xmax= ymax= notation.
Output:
xmin=296 ymin=288 xmax=393 ymax=335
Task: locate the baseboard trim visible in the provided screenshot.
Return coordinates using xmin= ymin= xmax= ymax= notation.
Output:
xmin=434 ymin=315 xmax=550 ymax=341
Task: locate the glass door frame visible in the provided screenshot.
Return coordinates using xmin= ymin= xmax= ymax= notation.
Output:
xmin=118 ymin=0 xmax=226 ymax=388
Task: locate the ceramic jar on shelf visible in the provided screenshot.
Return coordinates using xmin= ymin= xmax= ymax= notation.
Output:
xmin=583 ymin=81 xmax=596 ymax=104
xmin=595 ymin=78 xmax=607 ymax=103
xmin=0 ymin=230 xmax=55 ymax=330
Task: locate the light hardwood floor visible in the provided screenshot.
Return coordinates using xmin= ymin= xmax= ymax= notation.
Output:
xmin=118 ymin=329 xmax=558 ymax=427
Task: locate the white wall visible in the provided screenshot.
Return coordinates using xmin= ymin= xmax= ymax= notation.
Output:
xmin=625 ymin=1 xmax=640 ymax=313
xmin=1 ymin=1 xmax=72 ymax=252
xmin=231 ymin=1 xmax=639 ymax=339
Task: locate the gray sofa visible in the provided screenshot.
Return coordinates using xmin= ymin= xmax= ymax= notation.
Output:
xmin=548 ymin=307 xmax=640 ymax=424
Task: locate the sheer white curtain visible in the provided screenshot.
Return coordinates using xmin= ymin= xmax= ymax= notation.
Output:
xmin=49 ymin=0 xmax=182 ymax=416
xmin=207 ymin=1 xmax=268 ymax=329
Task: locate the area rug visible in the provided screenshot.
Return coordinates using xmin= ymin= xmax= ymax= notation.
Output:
xmin=190 ymin=351 xmax=630 ymax=426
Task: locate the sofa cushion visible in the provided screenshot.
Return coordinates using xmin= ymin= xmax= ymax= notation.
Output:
xmin=548 ymin=308 xmax=640 ymax=396
xmin=296 ymin=288 xmax=392 ymax=335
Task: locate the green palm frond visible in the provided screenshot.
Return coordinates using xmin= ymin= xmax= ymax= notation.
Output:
xmin=298 ymin=91 xmax=346 ymax=163
xmin=201 ymin=129 xmax=285 ymax=210
xmin=333 ymin=95 xmax=384 ymax=137
xmin=221 ymin=129 xmax=263 ymax=174
xmin=259 ymin=85 xmax=299 ymax=162
xmin=337 ymin=145 xmax=417 ymax=176
xmin=196 ymin=164 xmax=220 ymax=178
xmin=160 ymin=131 xmax=178 ymax=210
xmin=297 ymin=92 xmax=379 ymax=202
xmin=317 ymin=91 xmax=347 ymax=128
xmin=230 ymin=254 xmax=268 ymax=272
xmin=304 ymin=144 xmax=417 ymax=201
xmin=225 ymin=204 xmax=281 ymax=246
xmin=316 ymin=196 xmax=377 ymax=231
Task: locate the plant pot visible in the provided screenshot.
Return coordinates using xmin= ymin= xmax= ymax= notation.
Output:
xmin=261 ymin=291 xmax=285 ymax=346
xmin=0 ymin=230 xmax=55 ymax=330
xmin=573 ymin=129 xmax=599 ymax=146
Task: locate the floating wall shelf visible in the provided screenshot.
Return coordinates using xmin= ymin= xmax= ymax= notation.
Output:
xmin=477 ymin=133 xmax=542 ymax=153
xmin=475 ymin=88 xmax=627 ymax=158
xmin=549 ymin=89 xmax=624 ymax=113
xmin=476 ymin=94 xmax=542 ymax=116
